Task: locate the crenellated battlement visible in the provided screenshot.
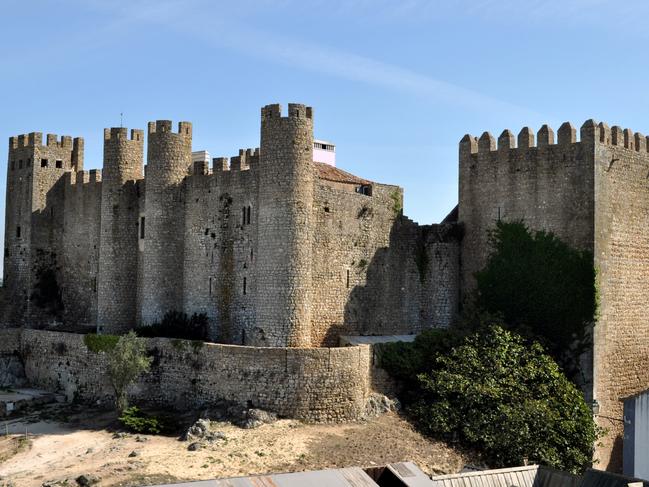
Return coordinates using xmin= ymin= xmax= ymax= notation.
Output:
xmin=261 ymin=103 xmax=313 ymax=122
xmin=212 ymin=148 xmax=260 ymax=172
xmin=9 ymin=132 xmax=84 ymax=151
xmin=104 ymin=127 xmax=144 ymax=142
xmin=461 ymin=120 xmax=649 ymax=156
xmin=147 ymin=120 xmax=192 ymax=137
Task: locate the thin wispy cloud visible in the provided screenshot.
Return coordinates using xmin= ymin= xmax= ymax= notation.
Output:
xmin=64 ymin=0 xmax=538 ymax=120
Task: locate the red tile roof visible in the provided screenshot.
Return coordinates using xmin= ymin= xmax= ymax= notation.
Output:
xmin=314 ymin=162 xmax=371 ymax=185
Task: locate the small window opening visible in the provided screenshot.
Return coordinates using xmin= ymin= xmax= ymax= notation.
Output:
xmin=55 ymin=160 xmax=63 ymax=169
xmin=16 ymin=226 xmax=21 ymax=238
xmin=247 ymin=205 xmax=251 ymax=225
xmin=41 ymin=159 xmax=48 ymax=167
xmin=26 ymin=158 xmax=31 ymax=167
xmin=140 ymin=216 xmax=145 ymax=239
xmin=346 ymin=269 xmax=350 ymax=288
xmin=4 ymin=248 xmax=9 ymax=258
xmin=243 ymin=277 xmax=247 ymax=295
xmin=209 ymin=277 xmax=212 ymax=296
xmin=242 ymin=329 xmax=246 ymax=345
xmin=324 ymin=206 xmax=330 ymax=213
xmin=18 ymin=160 xmax=22 ymax=169
xmin=50 ymin=207 xmax=54 ymax=219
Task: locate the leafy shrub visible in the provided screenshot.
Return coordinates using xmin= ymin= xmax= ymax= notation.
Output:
xmin=397 ymin=326 xmax=598 ymax=473
xmin=118 ymin=406 xmax=164 ymax=434
xmin=474 ymin=221 xmax=596 ymax=377
xmin=108 ymin=331 xmax=152 ymax=412
xmin=84 ymin=333 xmax=119 ymax=353
xmin=136 ymin=311 xmax=208 ymax=341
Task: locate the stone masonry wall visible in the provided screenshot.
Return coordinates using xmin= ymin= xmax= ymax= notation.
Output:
xmin=593 ymin=123 xmax=649 ymax=471
xmin=16 ymin=328 xmax=371 ymax=422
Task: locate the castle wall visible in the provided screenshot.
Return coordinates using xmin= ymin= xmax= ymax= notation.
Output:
xmin=458 ymin=124 xmax=596 ymax=291
xmin=310 ymin=182 xmax=460 ymax=346
xmin=61 ymin=170 xmax=102 ymax=326
xmin=592 ymin=124 xmax=649 ymax=471
xmin=16 ymin=328 xmax=371 ymax=422
xmin=97 ymin=128 xmax=143 ymax=333
xmin=182 ymin=151 xmax=259 ymax=343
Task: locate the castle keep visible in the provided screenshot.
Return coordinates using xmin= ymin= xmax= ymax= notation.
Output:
xmin=3 ymin=103 xmax=460 ymax=347
xmin=4 ymin=104 xmax=648 ymax=471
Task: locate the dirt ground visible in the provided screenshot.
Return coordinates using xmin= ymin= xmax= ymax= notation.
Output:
xmin=0 ymin=403 xmax=470 ymax=486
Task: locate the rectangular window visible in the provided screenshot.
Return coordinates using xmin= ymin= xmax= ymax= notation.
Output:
xmin=243 ymin=277 xmax=247 ymax=295
xmin=18 ymin=160 xmax=22 ymax=169
xmin=247 ymin=206 xmax=251 ymax=225
xmin=41 ymin=159 xmax=48 ymax=167
xmin=209 ymin=277 xmax=212 ymax=296
xmin=16 ymin=226 xmax=21 ymax=238
xmin=140 ymin=216 xmax=145 ymax=239
xmin=346 ymin=269 xmax=350 ymax=288
xmin=55 ymin=160 xmax=63 ymax=168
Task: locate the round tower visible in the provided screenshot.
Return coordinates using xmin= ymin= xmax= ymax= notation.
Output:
xmin=139 ymin=120 xmax=192 ymax=325
xmin=254 ymin=103 xmax=314 ymax=347
xmin=97 ymin=127 xmax=144 ymax=333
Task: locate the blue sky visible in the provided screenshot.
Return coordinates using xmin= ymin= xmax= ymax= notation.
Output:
xmin=2 ymin=0 xmax=649 ymax=263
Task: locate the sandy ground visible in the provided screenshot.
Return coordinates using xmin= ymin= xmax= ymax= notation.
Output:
xmin=0 ymin=404 xmax=470 ymax=486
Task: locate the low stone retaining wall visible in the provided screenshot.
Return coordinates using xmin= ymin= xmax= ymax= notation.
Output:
xmin=0 ymin=329 xmax=372 ymax=422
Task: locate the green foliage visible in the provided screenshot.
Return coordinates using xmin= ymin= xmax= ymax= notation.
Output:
xmin=108 ymin=331 xmax=152 ymax=412
xmin=118 ymin=406 xmax=163 ymax=434
xmin=383 ymin=326 xmax=598 ymax=473
xmin=389 ymin=189 xmax=403 ymax=216
xmin=474 ymin=221 xmax=596 ymax=377
xmin=136 ymin=311 xmax=209 ymax=341
xmin=84 ymin=333 xmax=119 ymax=353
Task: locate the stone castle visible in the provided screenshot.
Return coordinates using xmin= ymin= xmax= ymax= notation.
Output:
xmin=3 ymin=103 xmax=459 ymax=347
xmin=4 ymin=104 xmax=649 ymax=471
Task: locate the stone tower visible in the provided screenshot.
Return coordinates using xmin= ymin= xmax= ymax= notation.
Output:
xmin=254 ymin=104 xmax=314 ymax=347
xmin=3 ymin=132 xmax=83 ymax=323
xmin=97 ymin=128 xmax=143 ymax=333
xmin=139 ymin=120 xmax=192 ymax=325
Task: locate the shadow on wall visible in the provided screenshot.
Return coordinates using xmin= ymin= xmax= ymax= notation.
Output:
xmin=329 ymin=216 xmax=461 ymax=345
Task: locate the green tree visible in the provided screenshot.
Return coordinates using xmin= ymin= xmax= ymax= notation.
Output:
xmin=108 ymin=331 xmax=152 ymax=412
xmin=407 ymin=326 xmax=598 ymax=473
xmin=474 ymin=221 xmax=596 ymax=377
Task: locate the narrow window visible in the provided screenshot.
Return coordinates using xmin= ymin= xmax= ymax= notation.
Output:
xmin=16 ymin=226 xmax=21 ymax=238
xmin=18 ymin=160 xmax=22 ymax=169
xmin=242 ymin=329 xmax=246 ymax=345
xmin=41 ymin=159 xmax=48 ymax=167
xmin=26 ymin=158 xmax=31 ymax=167
xmin=140 ymin=216 xmax=145 ymax=239
xmin=346 ymin=269 xmax=350 ymax=288
xmin=50 ymin=207 xmax=54 ymax=219
xmin=55 ymin=160 xmax=62 ymax=169
xmin=243 ymin=277 xmax=247 ymax=295
xmin=247 ymin=205 xmax=251 ymax=225
xmin=209 ymin=277 xmax=212 ymax=295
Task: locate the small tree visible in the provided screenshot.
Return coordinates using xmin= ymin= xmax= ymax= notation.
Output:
xmin=108 ymin=331 xmax=152 ymax=412
xmin=408 ymin=326 xmax=598 ymax=473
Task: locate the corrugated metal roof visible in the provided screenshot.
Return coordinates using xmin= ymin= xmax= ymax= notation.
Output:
xmin=431 ymin=465 xmax=580 ymax=487
xmin=156 ymin=466 xmax=377 ymax=487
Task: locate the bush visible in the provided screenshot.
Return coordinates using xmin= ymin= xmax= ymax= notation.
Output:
xmin=136 ymin=311 xmax=208 ymax=341
xmin=474 ymin=221 xmax=596 ymax=377
xmin=403 ymin=326 xmax=598 ymax=473
xmin=84 ymin=333 xmax=119 ymax=353
xmin=108 ymin=331 xmax=152 ymax=412
xmin=118 ymin=406 xmax=164 ymax=434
